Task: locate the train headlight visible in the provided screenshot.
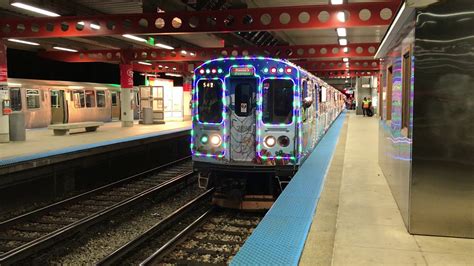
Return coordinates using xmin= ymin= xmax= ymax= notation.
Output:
xmin=210 ymin=134 xmax=222 ymax=146
xmin=264 ymin=136 xmax=276 ymax=148
xmin=200 ymin=135 xmax=209 ymax=144
xmin=278 ymin=136 xmax=290 ymax=147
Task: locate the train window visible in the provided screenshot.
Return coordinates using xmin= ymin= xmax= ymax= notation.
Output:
xmin=235 ymin=83 xmax=253 ymax=117
xmin=302 ymin=80 xmax=309 ymax=122
xmin=26 ymin=89 xmax=40 ymax=109
xmin=111 ymin=92 xmax=118 ymax=106
xmin=51 ymin=90 xmax=60 ymax=108
xmin=85 ymin=90 xmax=96 ymax=108
xmin=402 ymin=51 xmax=411 ymax=135
xmin=72 ymin=90 xmax=85 ymax=108
xmin=321 ymin=87 xmax=327 ymax=102
xmin=96 ymin=91 xmax=106 ymax=108
xmin=9 ymin=88 xmax=22 ymax=111
xmin=197 ymin=79 xmax=223 ymax=123
xmin=262 ymin=79 xmax=293 ymax=124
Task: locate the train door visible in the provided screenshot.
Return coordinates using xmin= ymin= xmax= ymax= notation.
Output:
xmin=50 ymin=90 xmax=66 ymax=124
xmin=111 ymin=91 xmax=120 ymax=121
xmin=229 ymin=77 xmax=257 ymax=162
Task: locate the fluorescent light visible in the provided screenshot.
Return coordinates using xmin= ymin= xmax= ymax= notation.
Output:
xmin=339 ymin=38 xmax=348 ymax=46
xmin=190 ymin=52 xmax=196 ymax=56
xmin=158 ymin=65 xmax=163 ymax=68
xmin=78 ymin=22 xmax=100 ymax=29
xmin=343 ymin=57 xmax=349 ymax=62
xmin=165 ymin=66 xmax=169 ymax=69
xmin=331 ymin=0 xmax=343 ymax=5
xmin=181 ymin=50 xmax=187 ymax=55
xmin=122 ymin=34 xmax=147 ymax=42
xmin=138 ymin=61 xmax=152 ymax=66
xmin=337 ymin=11 xmax=346 ymax=22
xmin=343 ymin=47 xmax=348 ymax=53
xmin=336 ymin=27 xmax=347 ymax=37
xmin=375 ymin=2 xmax=407 ymax=58
xmin=8 ymin=38 xmax=39 ymax=46
xmin=8 ymin=83 xmax=22 ymax=87
xmin=345 ymin=80 xmax=348 ymax=83
xmin=165 ymin=73 xmax=182 ymax=77
xmin=53 ymin=46 xmax=78 ymax=52
xmin=11 ymin=2 xmax=60 ymax=17
xmin=155 ymin=43 xmax=174 ymax=50
xmin=346 ymin=62 xmax=350 ymax=67
xmin=172 ymin=67 xmax=177 ymax=70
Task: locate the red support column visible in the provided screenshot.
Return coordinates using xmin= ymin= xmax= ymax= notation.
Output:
xmin=119 ymin=63 xmax=134 ymax=127
xmin=0 ymin=41 xmax=9 ymax=142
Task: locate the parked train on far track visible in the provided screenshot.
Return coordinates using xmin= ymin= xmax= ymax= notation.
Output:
xmin=191 ymin=57 xmax=345 ymax=209
xmin=3 ymin=79 xmax=137 ymax=128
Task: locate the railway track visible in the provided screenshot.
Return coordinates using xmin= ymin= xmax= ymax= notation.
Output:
xmin=143 ymin=209 xmax=264 ymax=265
xmin=0 ymin=157 xmax=194 ymax=264
xmin=103 ymin=203 xmax=264 ymax=265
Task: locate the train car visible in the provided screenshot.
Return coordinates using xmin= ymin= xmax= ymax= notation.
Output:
xmin=191 ymin=57 xmax=345 ymax=209
xmin=4 ymin=78 xmax=136 ymax=128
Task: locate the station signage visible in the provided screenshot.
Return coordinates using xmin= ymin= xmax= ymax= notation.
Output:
xmin=230 ymin=66 xmax=255 ymax=76
xmin=120 ymin=64 xmax=134 ymax=89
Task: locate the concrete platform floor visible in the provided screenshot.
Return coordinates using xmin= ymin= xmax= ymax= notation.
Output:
xmin=0 ymin=120 xmax=191 ymax=160
xmin=300 ymin=112 xmax=474 ymax=265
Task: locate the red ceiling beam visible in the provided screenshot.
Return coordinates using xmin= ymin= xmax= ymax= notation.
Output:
xmin=38 ymin=43 xmax=379 ymax=62
xmin=0 ymin=2 xmax=399 ymax=39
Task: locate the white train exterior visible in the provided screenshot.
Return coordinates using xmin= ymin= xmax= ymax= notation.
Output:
xmin=191 ymin=57 xmax=345 ymax=201
xmin=4 ymin=78 xmax=131 ymax=128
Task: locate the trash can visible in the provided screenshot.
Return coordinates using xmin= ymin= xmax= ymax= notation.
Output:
xmin=142 ymin=107 xmax=153 ymax=125
xmin=9 ymin=111 xmax=26 ymax=141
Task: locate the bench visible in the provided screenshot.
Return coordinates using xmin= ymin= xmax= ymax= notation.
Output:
xmin=48 ymin=122 xmax=104 ymax=136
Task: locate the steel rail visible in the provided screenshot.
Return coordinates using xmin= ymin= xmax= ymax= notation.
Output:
xmin=0 ymin=156 xmax=190 ymax=229
xmin=98 ymin=188 xmax=214 ymax=265
xmin=139 ymin=208 xmax=215 ymax=266
xmin=0 ymin=157 xmax=193 ymax=264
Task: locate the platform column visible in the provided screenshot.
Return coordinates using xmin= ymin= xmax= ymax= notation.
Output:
xmin=0 ymin=41 xmax=9 ymax=143
xmin=120 ymin=63 xmax=134 ymax=127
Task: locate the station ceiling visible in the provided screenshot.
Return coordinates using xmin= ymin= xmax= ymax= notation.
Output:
xmin=0 ymin=0 xmax=402 ymax=80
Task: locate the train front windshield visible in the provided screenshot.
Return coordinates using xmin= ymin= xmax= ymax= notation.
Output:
xmin=262 ymin=79 xmax=294 ymax=124
xmin=197 ymin=79 xmax=223 ymax=123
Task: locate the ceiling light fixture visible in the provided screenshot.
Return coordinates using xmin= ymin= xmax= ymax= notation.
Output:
xmin=138 ymin=61 xmax=152 ymax=66
xmin=11 ymin=2 xmax=60 ymax=17
xmin=181 ymin=50 xmax=187 ymax=55
xmin=330 ymin=0 xmax=343 ymax=4
xmin=339 ymin=38 xmax=348 ymax=46
xmin=343 ymin=47 xmax=349 ymax=53
xmin=77 ymin=22 xmax=100 ymax=30
xmin=337 ymin=11 xmax=346 ymax=22
xmin=165 ymin=73 xmax=182 ymax=77
xmin=53 ymin=46 xmax=78 ymax=52
xmin=155 ymin=43 xmax=174 ymax=50
xmin=336 ymin=27 xmax=347 ymax=37
xmin=343 ymin=57 xmax=349 ymax=62
xmin=122 ymin=34 xmax=147 ymax=42
xmin=8 ymin=38 xmax=40 ymax=46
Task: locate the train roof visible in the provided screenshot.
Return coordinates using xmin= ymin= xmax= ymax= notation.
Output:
xmin=196 ymin=57 xmax=333 ymax=90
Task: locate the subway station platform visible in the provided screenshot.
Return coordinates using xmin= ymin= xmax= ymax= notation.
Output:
xmin=232 ymin=112 xmax=474 ymax=265
xmin=0 ymin=121 xmax=191 ymax=165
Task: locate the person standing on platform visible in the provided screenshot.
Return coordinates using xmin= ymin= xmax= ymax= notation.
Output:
xmin=367 ymin=97 xmax=373 ymax=117
xmin=362 ymin=97 xmax=370 ymax=116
